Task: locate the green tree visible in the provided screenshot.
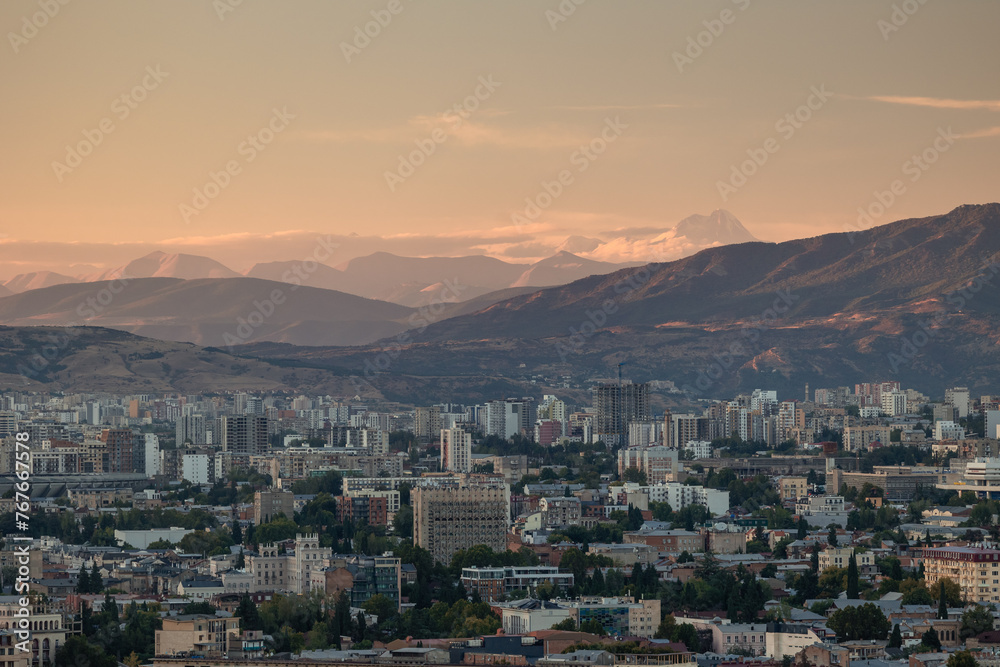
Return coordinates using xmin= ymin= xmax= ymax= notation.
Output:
xmin=846 ymin=554 xmax=859 ymax=599
xmin=922 ymin=627 xmax=941 ymax=650
xmin=551 ymin=618 xmax=577 ymax=631
xmin=55 ymin=635 xmax=118 ymax=667
xmin=580 ymin=619 xmax=607 ymax=636
xmin=797 ymin=518 xmax=808 ymax=540
xmin=76 ymin=564 xmax=90 ymax=594
xmin=235 ymin=593 xmax=263 ymax=631
xmin=828 ymin=526 xmax=838 ymax=547
xmin=947 ymin=651 xmax=978 ymax=667
xmin=91 ymin=563 xmax=103 ymax=593
xmin=231 ymin=520 xmax=243 ymax=545
xmin=888 ymin=624 xmax=902 ymax=648
xmin=939 ymin=582 xmax=949 ymax=619
xmin=826 ymin=603 xmax=890 ymax=641
xmin=960 ymin=605 xmax=994 ymax=640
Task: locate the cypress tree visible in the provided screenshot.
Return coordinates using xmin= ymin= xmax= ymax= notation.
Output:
xmin=846 ymin=554 xmax=859 ymax=599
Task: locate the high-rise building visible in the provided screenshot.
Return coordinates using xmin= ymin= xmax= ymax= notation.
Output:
xmin=923 ymin=546 xmax=1000 ymax=604
xmin=440 ymin=428 xmax=472 ymax=473
xmin=593 ymin=381 xmax=650 ymax=446
xmin=485 ymin=398 xmax=536 ymax=440
xmin=945 ymin=387 xmax=971 ymax=419
xmin=414 ymin=481 xmax=509 ymax=564
xmin=414 ymin=406 xmax=442 ymax=441
xmin=881 ymin=390 xmax=908 ymax=417
xmin=144 ymin=433 xmax=161 ymax=477
xmin=101 ymin=428 xmax=135 ymax=473
xmin=176 ymin=414 xmax=207 ymax=446
xmin=221 ymin=415 xmax=269 ymax=456
xmin=617 ymin=446 xmax=680 ymax=484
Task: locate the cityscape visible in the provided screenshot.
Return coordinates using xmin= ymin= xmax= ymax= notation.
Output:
xmin=2 ymin=3 xmax=1000 ymax=667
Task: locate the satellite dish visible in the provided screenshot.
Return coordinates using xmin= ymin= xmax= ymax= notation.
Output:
xmin=715 ymin=522 xmax=726 ymax=531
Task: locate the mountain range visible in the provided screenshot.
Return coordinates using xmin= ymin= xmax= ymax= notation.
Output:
xmin=239 ymin=203 xmax=1000 ymax=400
xmin=5 ymin=204 xmax=1000 ymax=402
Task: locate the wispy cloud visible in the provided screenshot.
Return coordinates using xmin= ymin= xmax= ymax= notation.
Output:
xmin=960 ymin=126 xmax=1000 ymax=139
xmin=546 ymin=103 xmax=681 ymax=111
xmin=867 ymin=95 xmax=1000 ymax=112
xmin=298 ymin=114 xmax=587 ymax=149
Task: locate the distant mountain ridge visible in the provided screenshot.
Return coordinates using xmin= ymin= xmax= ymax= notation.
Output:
xmin=238 ymin=203 xmax=1000 ymax=399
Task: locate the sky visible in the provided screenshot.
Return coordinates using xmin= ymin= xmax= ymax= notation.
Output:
xmin=1 ymin=0 xmax=998 ymax=278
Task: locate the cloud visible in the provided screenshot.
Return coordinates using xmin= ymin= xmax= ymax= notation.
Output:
xmin=960 ymin=126 xmax=1000 ymax=139
xmin=546 ymin=103 xmax=681 ymax=111
xmin=866 ymin=95 xmax=1000 ymax=112
xmin=299 ymin=114 xmax=588 ymax=150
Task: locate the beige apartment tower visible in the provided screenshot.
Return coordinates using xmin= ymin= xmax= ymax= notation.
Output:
xmin=414 ymin=484 xmax=508 ymax=564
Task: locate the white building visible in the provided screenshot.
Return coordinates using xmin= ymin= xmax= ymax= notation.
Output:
xmin=881 ymin=390 xmax=908 ymax=417
xmin=945 ymin=387 xmax=970 ymax=419
xmin=647 ymin=482 xmax=729 ymax=516
xmin=684 ymin=440 xmax=713 ymax=459
xmin=182 ymin=453 xmax=211 ymax=484
xmin=144 ymin=433 xmax=161 ymax=477
xmin=440 ymin=428 xmax=472 ymax=473
xmin=934 ymin=420 xmax=965 ymax=441
xmin=114 ymin=527 xmax=194 ymax=549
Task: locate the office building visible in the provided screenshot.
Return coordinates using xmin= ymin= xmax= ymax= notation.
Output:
xmin=593 ymin=381 xmax=650 ymax=446
xmin=414 ymin=481 xmax=509 ymax=564
xmin=440 ymin=428 xmax=473 ymax=473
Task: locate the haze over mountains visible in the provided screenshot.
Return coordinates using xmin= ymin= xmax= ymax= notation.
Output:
xmin=7 ymin=205 xmax=1000 ymax=401
xmin=242 ymin=203 xmax=1000 ymax=399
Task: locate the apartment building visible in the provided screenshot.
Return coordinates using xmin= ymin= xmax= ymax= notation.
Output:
xmin=253 ymin=489 xmax=294 ymax=525
xmin=818 ymin=547 xmax=874 ymax=573
xmin=779 ymin=477 xmax=808 ymax=502
xmin=617 ymin=446 xmax=680 ymax=484
xmin=460 ymin=566 xmax=574 ymax=602
xmin=922 ymin=546 xmax=1000 ymax=604
xmin=414 ymin=482 xmax=510 ymax=564
xmin=155 ymin=615 xmax=240 ymax=657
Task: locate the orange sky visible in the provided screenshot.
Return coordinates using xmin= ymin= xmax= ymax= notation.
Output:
xmin=1 ymin=0 xmax=998 ymax=275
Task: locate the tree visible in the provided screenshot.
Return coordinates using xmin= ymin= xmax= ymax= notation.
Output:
xmin=797 ymin=518 xmax=808 ymax=540
xmin=846 ymin=554 xmax=859 ymax=599
xmin=810 ymin=544 xmax=819 ymax=573
xmin=921 ymin=627 xmax=941 ymax=650
xmin=826 ymin=603 xmax=891 ymax=641
xmin=960 ymin=604 xmax=994 ymax=640
xmin=828 ymin=527 xmax=838 ymax=547
xmin=932 ymin=577 xmax=962 ymax=607
xmin=947 ymin=651 xmax=978 ymax=667
xmin=888 ymin=624 xmax=902 ymax=648
xmin=654 ymin=615 xmax=676 ymax=640
xmin=91 ymin=563 xmax=103 ymax=592
xmin=551 ymin=618 xmax=577 ymax=631
xmin=235 ymin=548 xmax=246 ymax=570
xmin=900 ymin=580 xmax=933 ymax=606
xmin=76 ymin=564 xmax=90 ymax=594
xmin=231 ymin=520 xmax=243 ymax=545
xmin=580 ymin=619 xmax=607 ymax=636
xmin=55 ymin=635 xmax=118 ymax=667
xmin=938 ymin=582 xmax=949 ymax=619
xmin=235 ymin=593 xmax=263 ymax=631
